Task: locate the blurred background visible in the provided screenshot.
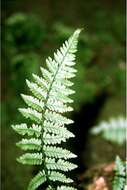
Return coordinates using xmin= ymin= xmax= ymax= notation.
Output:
xmin=1 ymin=0 xmax=126 ymax=189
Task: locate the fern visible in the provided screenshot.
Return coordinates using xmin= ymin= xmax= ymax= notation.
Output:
xmin=12 ymin=29 xmax=81 ymax=190
xmin=91 ymin=117 xmax=126 ymax=145
xmin=113 ymin=156 xmax=126 ymax=190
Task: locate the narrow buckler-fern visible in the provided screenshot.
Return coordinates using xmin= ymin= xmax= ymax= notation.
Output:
xmin=12 ymin=29 xmax=81 ymax=190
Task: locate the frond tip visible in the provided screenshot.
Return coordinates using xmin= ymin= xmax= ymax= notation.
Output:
xmin=12 ymin=28 xmax=82 ymax=190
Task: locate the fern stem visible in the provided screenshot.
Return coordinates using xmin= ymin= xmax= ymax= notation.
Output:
xmin=12 ymin=29 xmax=81 ymax=190
xmin=40 ymin=35 xmax=76 ymax=188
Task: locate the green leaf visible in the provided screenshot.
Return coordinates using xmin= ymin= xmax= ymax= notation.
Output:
xmin=43 ymin=120 xmax=74 ymax=138
xmin=43 ymin=132 xmax=66 ymax=145
xmin=28 ymin=171 xmax=46 ymax=190
xmin=21 ymin=94 xmax=44 ymax=112
xmin=113 ymin=156 xmax=126 ymax=190
xmin=44 ymin=110 xmax=73 ymax=125
xmin=16 ymin=138 xmax=41 ymax=151
xmin=49 ymin=171 xmax=73 ymax=183
xmin=91 ymin=117 xmax=126 ymax=145
xmin=50 ymin=89 xmax=74 ymax=103
xmin=17 ymin=153 xmax=42 ymax=165
xmin=12 ymin=124 xmax=41 ymax=137
xmin=46 ymin=158 xmax=77 ymax=171
xmin=40 ymin=67 xmax=53 ymax=83
xmin=26 ymin=79 xmax=46 ymax=100
xmin=12 ymin=123 xmax=28 ymax=135
xmin=12 ymin=29 xmax=81 ymax=190
xmin=32 ymin=73 xmax=49 ymax=91
xmin=57 ymin=186 xmax=77 ymax=190
xmin=44 ymin=145 xmax=77 ymax=159
xmin=19 ymin=108 xmax=42 ymax=123
xmin=47 ymin=97 xmax=73 ymax=113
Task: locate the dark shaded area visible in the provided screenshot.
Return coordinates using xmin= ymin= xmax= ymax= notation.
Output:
xmin=73 ymin=91 xmax=109 ymax=172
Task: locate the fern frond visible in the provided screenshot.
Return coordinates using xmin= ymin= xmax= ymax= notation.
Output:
xmin=46 ymin=98 xmax=73 ymax=113
xmin=21 ymin=94 xmax=44 ymax=112
xmin=40 ymin=67 xmax=53 ymax=83
xmin=91 ymin=117 xmax=126 ymax=145
xmin=113 ymin=156 xmax=126 ymax=190
xmin=51 ymin=82 xmax=75 ymax=95
xmin=26 ymin=79 xmax=47 ymax=100
xmin=46 ymin=158 xmax=77 ymax=171
xmin=12 ymin=28 xmax=81 ymax=189
xmin=16 ymin=138 xmax=41 ymax=150
xmin=43 ymin=145 xmax=77 ymax=159
xmin=43 ymin=120 xmax=74 ymax=138
xmin=43 ymin=132 xmax=66 ymax=144
xmin=17 ymin=153 xmax=42 ymax=165
xmin=48 ymin=171 xmax=73 ymax=183
xmin=32 ymin=73 xmax=49 ymax=91
xmin=12 ymin=124 xmax=41 ymax=137
xmin=57 ymin=186 xmax=77 ymax=190
xmin=51 ymin=92 xmax=74 ymax=104
xmin=19 ymin=108 xmax=42 ymax=123
xmin=44 ymin=110 xmax=73 ymax=125
xmin=28 ymin=171 xmax=46 ymax=190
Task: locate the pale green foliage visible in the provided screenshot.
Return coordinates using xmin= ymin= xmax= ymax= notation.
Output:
xmin=91 ymin=117 xmax=126 ymax=145
xmin=28 ymin=171 xmax=46 ymax=190
xmin=57 ymin=186 xmax=77 ymax=190
xmin=113 ymin=156 xmax=126 ymax=190
xmin=46 ymin=185 xmax=77 ymax=190
xmin=12 ymin=29 xmax=81 ymax=189
xmin=43 ymin=146 xmax=77 ymax=159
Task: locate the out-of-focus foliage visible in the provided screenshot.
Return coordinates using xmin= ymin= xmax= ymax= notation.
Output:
xmin=52 ymin=22 xmax=125 ymax=110
xmin=91 ymin=117 xmax=126 ymax=145
xmin=10 ymin=53 xmax=40 ymax=93
xmin=113 ymin=156 xmax=126 ymax=190
xmin=3 ymin=10 xmax=125 ymax=111
xmin=6 ymin=13 xmax=45 ymax=50
xmin=3 ymin=13 xmax=46 ymax=95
